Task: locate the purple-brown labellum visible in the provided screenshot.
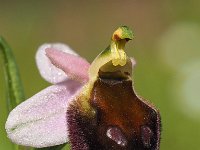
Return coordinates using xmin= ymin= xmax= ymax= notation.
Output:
xmin=67 ymin=77 xmax=161 ymax=150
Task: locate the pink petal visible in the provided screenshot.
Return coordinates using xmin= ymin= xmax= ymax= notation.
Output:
xmin=46 ymin=48 xmax=90 ymax=83
xmin=36 ymin=43 xmax=78 ymax=84
xmin=5 ymin=80 xmax=82 ymax=148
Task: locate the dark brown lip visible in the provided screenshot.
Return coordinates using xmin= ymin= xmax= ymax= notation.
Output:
xmin=67 ymin=78 xmax=161 ymax=150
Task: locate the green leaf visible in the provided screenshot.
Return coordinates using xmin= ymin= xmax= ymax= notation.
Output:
xmin=0 ymin=37 xmax=28 ymax=150
xmin=0 ymin=37 xmax=25 ymax=112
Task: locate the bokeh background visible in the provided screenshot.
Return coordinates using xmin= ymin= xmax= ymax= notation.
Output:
xmin=1 ymin=0 xmax=200 ymax=149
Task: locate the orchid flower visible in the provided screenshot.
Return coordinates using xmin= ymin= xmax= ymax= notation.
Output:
xmin=5 ymin=26 xmax=161 ymax=150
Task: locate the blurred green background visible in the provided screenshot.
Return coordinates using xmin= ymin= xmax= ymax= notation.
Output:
xmin=1 ymin=0 xmax=200 ymax=149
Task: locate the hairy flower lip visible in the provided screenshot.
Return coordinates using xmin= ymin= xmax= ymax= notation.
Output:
xmin=67 ymin=76 xmax=161 ymax=149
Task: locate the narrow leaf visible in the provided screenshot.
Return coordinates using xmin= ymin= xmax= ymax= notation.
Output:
xmin=0 ymin=36 xmax=25 ymax=112
xmin=0 ymin=37 xmax=28 ymax=150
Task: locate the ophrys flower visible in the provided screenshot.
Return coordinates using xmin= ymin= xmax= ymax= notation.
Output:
xmin=5 ymin=26 xmax=161 ymax=150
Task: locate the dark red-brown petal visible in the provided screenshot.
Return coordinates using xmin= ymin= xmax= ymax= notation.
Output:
xmin=67 ymin=78 xmax=161 ymax=150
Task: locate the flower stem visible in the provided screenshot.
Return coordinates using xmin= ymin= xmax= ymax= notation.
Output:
xmin=0 ymin=36 xmax=25 ymax=112
xmin=0 ymin=37 xmax=27 ymax=150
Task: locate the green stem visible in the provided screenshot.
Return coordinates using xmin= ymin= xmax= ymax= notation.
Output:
xmin=0 ymin=37 xmax=27 ymax=150
xmin=0 ymin=36 xmax=25 ymax=112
